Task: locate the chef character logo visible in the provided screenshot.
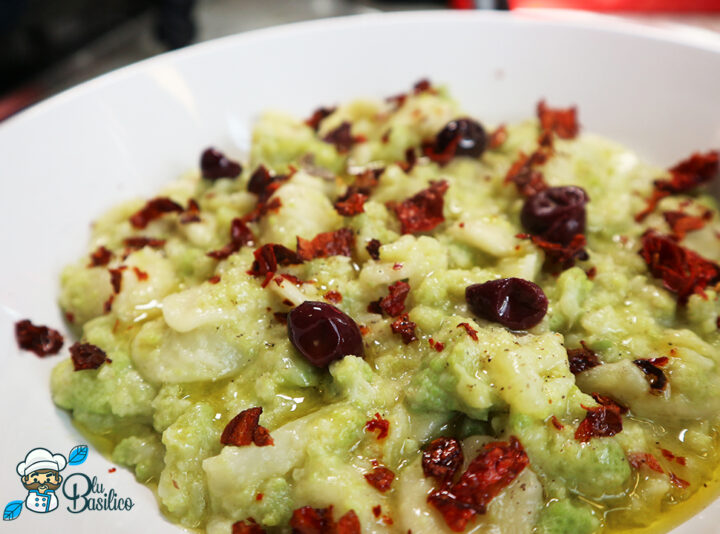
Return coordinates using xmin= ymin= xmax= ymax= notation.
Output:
xmin=16 ymin=448 xmax=67 ymax=514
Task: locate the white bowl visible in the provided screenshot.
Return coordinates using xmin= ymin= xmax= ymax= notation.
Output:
xmin=1 ymin=9 xmax=719 ymax=533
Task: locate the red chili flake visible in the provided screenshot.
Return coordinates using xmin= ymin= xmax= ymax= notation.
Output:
xmin=381 ymin=515 xmax=393 ymax=526
xmin=334 ymin=190 xmax=369 ymax=216
xmin=390 ymin=313 xmax=417 ymax=344
xmin=103 ymin=295 xmax=115 ymax=313
xmin=248 ymin=244 xmax=303 ymax=277
xmin=280 ymin=273 xmax=306 ymax=286
xmin=377 ymin=280 xmax=410 ymax=317
xmin=221 ymin=407 xmax=274 ymax=447
xmin=639 ymin=230 xmax=720 ymax=303
xmin=108 ymin=467 xmax=116 ymax=473
xmin=366 ymin=239 xmax=381 ymax=260
xmin=518 ymin=232 xmax=589 ymax=270
xmin=273 ymin=312 xmax=288 ymax=325
xmin=207 ymin=218 xmax=256 ymax=260
xmin=586 ymin=266 xmax=597 ymax=279
xmin=232 ymin=518 xmax=266 ymax=534
xmin=88 ymin=246 xmax=113 ymax=267
xmin=109 ymin=266 xmax=127 ymax=295
xmin=179 ymin=198 xmax=202 ymax=224
xmin=297 ymin=228 xmax=355 ymax=261
xmin=628 ymin=452 xmax=664 ymax=474
xmin=208 ymin=275 xmax=221 ymax=284
xmin=457 ymin=322 xmax=478 ymax=341
xmin=550 ymin=415 xmax=565 ymax=430
xmin=663 ymin=210 xmax=711 ymax=241
xmin=537 ymin=100 xmax=579 ymax=140
xmin=123 ymin=236 xmax=166 ymax=251
xmin=633 ymin=359 xmax=668 ymax=393
xmin=488 ymin=124 xmax=508 ymax=149
xmin=324 ymin=290 xmax=342 ymax=304
xmin=637 ymin=151 xmax=719 ymax=221
xmin=387 ymin=180 xmax=448 ymax=234
xmin=15 ymin=320 xmax=64 ymax=357
xmin=428 ymin=436 xmax=529 ymax=532
xmin=364 ymin=466 xmax=395 ymax=493
xmin=670 ymin=473 xmax=690 ymax=489
xmin=129 ymin=197 xmax=184 ymax=229
xmin=574 ymin=394 xmax=625 ymax=443
xmin=650 ymin=356 xmax=669 ymax=367
xmin=359 ymin=325 xmax=370 ymax=336
xmin=289 ymin=506 xmax=360 ymax=534
xmin=131 ymin=266 xmax=148 ymax=281
xmin=392 ymin=263 xmax=403 ymax=271
xmin=365 ymin=413 xmax=390 ymax=440
xmin=323 ymin=122 xmax=359 ymax=154
xmin=422 ymin=437 xmax=464 ymax=483
xmin=354 ymin=167 xmax=383 ymax=190
xmin=305 ymin=106 xmax=336 ymax=131
xmin=70 ymin=342 xmax=110 ymax=371
xmin=256 ymin=493 xmax=264 ymax=501
xmin=566 ymin=341 xmax=600 ymax=375
xmin=386 ymin=78 xmax=435 ymax=109
xmin=428 ymin=338 xmax=445 ymax=352
xmin=65 ymin=312 xmax=75 ymax=324
xmin=504 ymin=152 xmax=549 ymax=198
xmin=372 ymin=505 xmax=382 ymax=518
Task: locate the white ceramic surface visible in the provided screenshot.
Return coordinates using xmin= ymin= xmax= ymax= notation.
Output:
xmin=1 ymin=9 xmax=720 ymax=533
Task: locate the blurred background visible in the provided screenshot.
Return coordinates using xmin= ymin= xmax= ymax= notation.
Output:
xmin=1 ymin=0 xmax=719 ymax=121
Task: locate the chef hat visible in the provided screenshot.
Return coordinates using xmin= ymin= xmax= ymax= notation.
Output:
xmin=16 ymin=448 xmax=67 ymax=477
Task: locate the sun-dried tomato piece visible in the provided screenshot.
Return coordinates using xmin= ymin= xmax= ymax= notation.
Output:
xmin=456 ymin=322 xmax=478 ymax=341
xmin=207 ymin=218 xmax=256 ymax=260
xmin=289 ymin=506 xmax=360 ymax=534
xmin=323 ymin=122 xmax=358 ymax=154
xmin=639 ymin=230 xmax=720 ymax=303
xmin=88 ymin=246 xmax=113 ymax=267
xmin=633 ymin=359 xmax=668 ymax=393
xmin=386 ymin=78 xmax=436 ymax=109
xmin=364 ymin=466 xmax=395 ymax=493
xmin=297 ymin=228 xmax=355 ymax=261
xmin=200 ymin=148 xmax=242 ymax=180
xmin=248 ymin=244 xmax=303 ymax=277
xmin=232 ymin=518 xmax=266 ymax=534
xmin=70 ymin=342 xmax=110 ymax=371
xmin=422 ymin=437 xmax=464 ymax=483
xmin=519 ymin=232 xmax=589 ymax=270
xmin=591 ymin=392 xmax=628 ymax=414
xmin=334 ymin=189 xmax=368 ymax=216
xmin=537 ymin=100 xmax=579 ymax=140
xmin=504 ymin=152 xmax=549 ymax=198
xmin=123 ymin=236 xmax=166 ymax=251
xmin=574 ymin=396 xmax=624 ymax=443
xmin=180 ymin=198 xmax=202 ymax=224
xmin=488 ymin=125 xmax=508 ymax=149
xmin=390 ymin=313 xmax=417 ymax=344
xmin=387 ymin=180 xmax=448 ymax=235
xmin=663 ymin=210 xmax=711 ymax=241
xmin=365 ymin=239 xmax=381 ymax=260
xmin=129 ymin=197 xmax=184 ymax=229
xmin=108 ymin=266 xmax=126 ymax=294
xmin=241 ymin=197 xmax=283 ymax=225
xmin=221 ymin=407 xmax=274 ymax=447
xmin=15 ymin=320 xmax=64 ymax=357
xmin=305 ymin=106 xmax=336 ymax=131
xmin=636 ymin=151 xmax=719 ymax=221
xmin=374 ymin=280 xmax=410 ymax=317
xmin=566 ymin=341 xmax=600 ymax=375
xmin=365 ymin=413 xmax=390 ymax=440
xmin=428 ymin=437 xmax=529 ymax=532
xmin=669 ymin=473 xmax=690 ymax=489
xmin=247 ymin=165 xmax=289 ymax=203
xmin=628 ymin=452 xmax=664 ymax=474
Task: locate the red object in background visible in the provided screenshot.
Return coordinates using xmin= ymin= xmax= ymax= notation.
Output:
xmin=508 ymin=0 xmax=720 ymax=11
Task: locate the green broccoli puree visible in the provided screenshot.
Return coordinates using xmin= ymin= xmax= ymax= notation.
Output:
xmin=52 ymin=83 xmax=720 ymax=534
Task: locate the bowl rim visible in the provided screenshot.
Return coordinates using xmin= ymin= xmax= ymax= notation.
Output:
xmin=2 ymin=8 xmax=720 ymax=133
